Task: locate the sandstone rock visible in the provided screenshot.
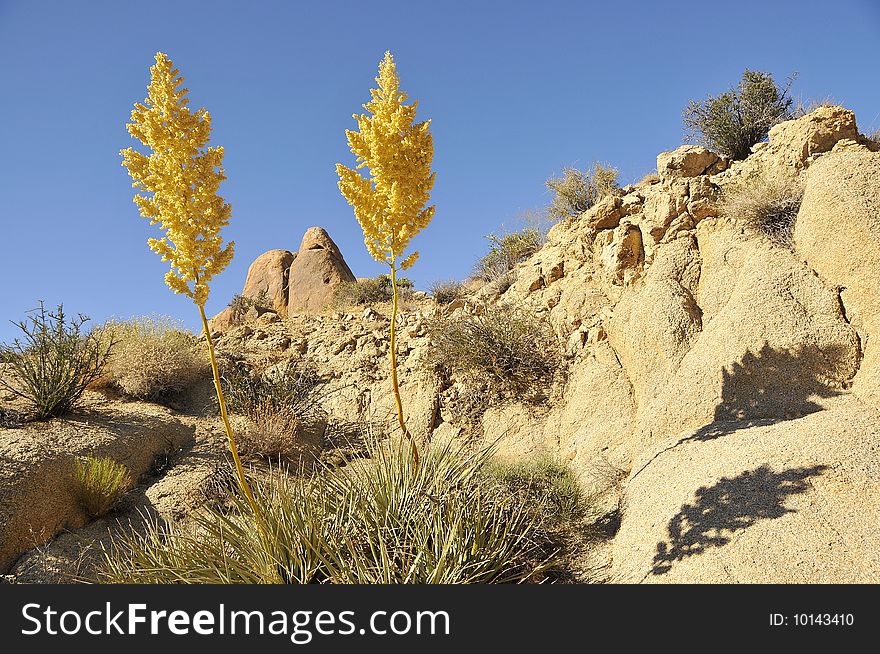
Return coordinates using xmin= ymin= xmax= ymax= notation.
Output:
xmin=657 ymin=145 xmax=726 ymax=180
xmin=613 ymin=396 xmax=880 ymax=583
xmin=720 ymin=106 xmax=860 ymax=184
xmin=766 ymin=105 xmax=859 ymax=171
xmin=287 ymin=227 xmax=356 ymax=313
xmin=599 ymin=222 xmax=644 ymax=283
xmin=541 ymin=340 xmax=635 ymax=491
xmin=584 ymin=195 xmax=624 ymax=230
xmin=794 ymin=149 xmax=880 ymax=408
xmin=626 ymin=218 xmax=861 ymax=452
xmin=242 ymin=249 xmax=296 ymax=315
xmin=209 ymin=306 xmax=239 ymax=333
xmin=0 ymin=401 xmax=195 ymax=572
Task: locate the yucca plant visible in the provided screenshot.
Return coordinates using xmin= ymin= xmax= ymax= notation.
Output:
xmin=100 ymin=441 xmax=557 ymax=584
xmin=337 ymin=51 xmax=436 ymax=467
xmin=0 ymin=302 xmax=113 ymax=420
xmin=74 ymin=456 xmax=131 ymax=518
xmin=120 ymin=52 xmax=260 ymax=528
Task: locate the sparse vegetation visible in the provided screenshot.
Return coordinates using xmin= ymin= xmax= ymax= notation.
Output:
xmin=74 ymin=456 xmax=131 ymax=518
xmin=221 ymin=358 xmax=325 ymax=461
xmin=95 ymin=317 xmax=205 ymax=402
xmin=429 ymin=279 xmax=468 ymax=305
xmin=227 ymin=290 xmax=272 ymax=320
xmin=684 ymin=69 xmax=795 ymax=160
xmin=474 ymin=228 xmax=543 ymax=282
xmin=100 ymin=440 xmax=559 ymax=583
xmin=0 ymin=302 xmax=113 ymax=420
xmin=485 ymin=454 xmax=585 ymax=527
xmin=334 ymin=274 xmax=414 ymax=307
xmin=545 ymin=162 xmax=620 ymax=221
xmin=429 ymin=303 xmax=561 ymax=403
xmin=721 ymin=173 xmax=804 ymax=245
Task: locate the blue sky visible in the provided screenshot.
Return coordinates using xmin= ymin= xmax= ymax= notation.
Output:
xmin=1 ymin=0 xmax=879 ymax=341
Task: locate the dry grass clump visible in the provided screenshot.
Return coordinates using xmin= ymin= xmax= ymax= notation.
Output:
xmin=74 ymin=456 xmax=132 ymax=518
xmin=545 ymin=162 xmax=620 ymax=221
xmin=0 ymin=302 xmax=113 ymax=420
xmin=96 ymin=316 xmax=205 ymax=402
xmin=429 ymin=303 xmax=561 ymax=404
xmin=221 ymin=358 xmax=325 ymax=462
xmin=429 ymin=279 xmax=468 ymax=305
xmin=721 ymin=173 xmax=804 ymax=245
xmin=335 ymin=274 xmax=414 ymax=307
xmin=100 ymin=440 xmax=560 ymax=584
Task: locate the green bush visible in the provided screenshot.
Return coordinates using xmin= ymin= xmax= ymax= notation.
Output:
xmin=474 ymin=228 xmax=543 ymax=282
xmin=0 ymin=303 xmax=113 ymax=420
xmin=221 ymin=358 xmax=325 ymax=461
xmin=545 ymin=162 xmax=619 ymax=222
xmin=95 ymin=316 xmax=205 ymax=401
xmin=684 ymin=69 xmax=795 ymax=161
xmin=429 ymin=303 xmax=560 ymax=402
xmin=485 ymin=455 xmax=584 ymax=527
xmin=335 ymin=274 xmax=414 ymax=307
xmin=100 ymin=440 xmax=557 ymax=583
xmin=74 ymin=456 xmax=131 ymax=518
xmin=721 ymin=173 xmax=804 ymax=245
xmin=429 ymin=279 xmax=468 ymax=305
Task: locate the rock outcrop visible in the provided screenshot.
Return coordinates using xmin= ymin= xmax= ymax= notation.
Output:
xmin=794 ymin=148 xmax=880 ymax=408
xmin=471 ymin=106 xmax=880 ymax=581
xmin=242 ymin=249 xmax=296 ymax=315
xmin=287 ymin=227 xmax=356 ymax=313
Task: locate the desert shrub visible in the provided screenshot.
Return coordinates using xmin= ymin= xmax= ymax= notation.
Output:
xmin=429 ymin=279 xmax=468 ymax=305
xmin=100 ymin=440 xmax=557 ymax=583
xmin=485 ymin=454 xmax=584 ymax=527
xmin=721 ymin=173 xmax=804 ymax=245
xmin=684 ymin=69 xmax=795 ymax=161
xmin=0 ymin=302 xmax=113 ymax=420
xmin=221 ymin=358 xmax=325 ymax=461
xmin=429 ymin=303 xmax=561 ymax=402
xmin=335 ymin=274 xmax=414 ymax=307
xmin=545 ymin=162 xmax=620 ymax=221
xmin=474 ymin=228 xmax=543 ymax=282
xmin=227 ymin=290 xmax=272 ymax=319
xmin=96 ymin=316 xmax=205 ymax=401
xmin=74 ymin=456 xmax=131 ymax=518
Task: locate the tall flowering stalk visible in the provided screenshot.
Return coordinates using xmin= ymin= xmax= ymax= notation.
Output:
xmin=120 ymin=53 xmax=260 ymax=521
xmin=337 ymin=52 xmax=435 ymax=468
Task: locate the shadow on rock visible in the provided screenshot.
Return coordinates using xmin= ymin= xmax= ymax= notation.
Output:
xmin=686 ymin=341 xmax=848 ymax=444
xmin=651 ymin=463 xmax=827 ymax=575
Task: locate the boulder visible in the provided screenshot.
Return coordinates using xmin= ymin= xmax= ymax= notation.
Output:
xmin=766 ymin=105 xmax=859 ymax=171
xmin=613 ymin=396 xmax=880 ymax=583
xmin=657 ymin=145 xmax=726 ymax=181
xmin=242 ymin=249 xmax=295 ymax=315
xmin=287 ymin=227 xmax=356 ymax=313
xmin=794 ymin=149 xmax=880 ymax=408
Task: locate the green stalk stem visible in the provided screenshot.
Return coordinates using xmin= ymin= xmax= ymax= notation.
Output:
xmin=389 ymin=265 xmax=420 ymax=469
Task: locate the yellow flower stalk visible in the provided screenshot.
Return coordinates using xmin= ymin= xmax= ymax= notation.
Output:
xmin=337 ymin=51 xmax=435 ymax=467
xmin=121 ymin=52 xmax=259 ymax=521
